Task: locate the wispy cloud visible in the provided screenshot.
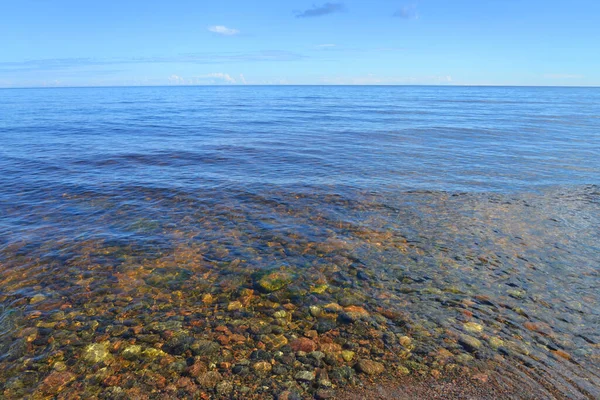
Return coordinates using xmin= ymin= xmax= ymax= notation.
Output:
xmin=393 ymin=5 xmax=419 ymax=19
xmin=168 ymin=74 xmax=186 ymax=85
xmin=321 ymin=74 xmax=452 ymax=85
xmin=0 ymin=51 xmax=305 ymax=73
xmin=168 ymin=73 xmax=239 ymax=85
xmin=296 ymin=3 xmax=345 ymax=18
xmin=208 ymin=25 xmax=240 ymax=36
xmin=316 ymin=44 xmax=336 ymax=49
xmin=198 ymin=72 xmax=237 ymax=83
xmin=543 ymin=73 xmax=583 ymax=79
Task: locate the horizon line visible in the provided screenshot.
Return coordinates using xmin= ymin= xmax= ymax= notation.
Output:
xmin=1 ymin=84 xmax=599 ymax=90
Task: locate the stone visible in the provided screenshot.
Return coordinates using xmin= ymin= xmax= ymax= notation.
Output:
xmin=122 ymin=345 xmax=142 ymax=360
xmin=263 ymin=334 xmax=288 ymax=349
xmin=309 ymin=306 xmax=322 ymax=317
xmin=320 ymin=342 xmax=342 ymax=354
xmin=163 ymin=334 xmax=194 ymax=355
xmin=30 ymin=294 xmax=46 ymax=304
xmin=317 ymin=369 xmax=332 ymax=387
xmin=314 ymin=319 xmax=336 ymax=334
xmin=256 ymin=270 xmax=295 ymax=293
xmin=311 ymin=284 xmax=329 ymax=294
xmin=398 ymin=336 xmax=412 ymax=347
xmin=455 ymin=353 xmax=474 ymax=364
xmin=253 ymin=361 xmax=273 ymax=375
xmin=341 ymin=350 xmax=355 ymax=362
xmin=83 ymin=342 xmax=111 ymax=364
xmin=216 ymin=380 xmax=234 ymax=396
xmin=294 ymin=370 xmax=315 ymax=381
xmin=290 ymin=337 xmax=317 ymax=353
xmin=463 ymin=322 xmax=483 ymax=333
xmin=316 ymin=389 xmax=334 ymax=399
xmin=188 ymin=361 xmax=208 ymax=378
xmin=278 ymin=390 xmax=303 ymax=400
xmin=458 ymin=334 xmax=482 ymax=353
xmin=232 ymin=365 xmax=249 ymax=375
xmin=355 ymin=359 xmax=385 ymax=375
xmin=227 ymin=301 xmax=243 ymax=311
xmin=489 ymin=336 xmax=504 ymax=350
xmin=552 ymin=349 xmax=571 ymax=360
xmin=397 ymin=365 xmax=410 ymax=375
xmin=141 ymin=348 xmax=166 ymax=359
xmin=196 ymin=371 xmax=222 ymax=389
xmin=53 ymin=361 xmax=67 ymax=372
xmin=191 ymin=340 xmax=220 ymax=357
xmin=41 ymin=371 xmax=75 ymax=394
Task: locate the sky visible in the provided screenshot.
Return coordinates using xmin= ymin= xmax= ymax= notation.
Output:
xmin=1 ymin=0 xmax=599 ymax=87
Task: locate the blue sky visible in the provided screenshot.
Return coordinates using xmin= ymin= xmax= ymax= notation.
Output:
xmin=1 ymin=0 xmax=599 ymax=87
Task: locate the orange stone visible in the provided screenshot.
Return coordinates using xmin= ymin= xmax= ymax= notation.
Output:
xmin=290 ymin=337 xmax=317 ymax=352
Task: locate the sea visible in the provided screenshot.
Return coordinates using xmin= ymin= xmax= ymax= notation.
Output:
xmin=0 ymin=86 xmax=599 ymax=398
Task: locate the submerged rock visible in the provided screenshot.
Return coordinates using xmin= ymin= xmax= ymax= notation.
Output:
xmin=83 ymin=342 xmax=111 ymax=364
xmin=163 ymin=334 xmax=194 ymax=355
xmin=254 ymin=269 xmax=296 ymax=293
xmin=355 ymin=359 xmax=385 ymax=375
xmin=295 ymin=370 xmax=316 ymax=381
xmin=459 ymin=334 xmax=482 ymax=353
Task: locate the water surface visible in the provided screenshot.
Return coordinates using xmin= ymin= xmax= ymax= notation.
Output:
xmin=0 ymin=86 xmax=599 ymax=399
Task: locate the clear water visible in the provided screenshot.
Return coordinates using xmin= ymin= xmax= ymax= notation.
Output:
xmin=0 ymin=86 xmax=599 ymax=399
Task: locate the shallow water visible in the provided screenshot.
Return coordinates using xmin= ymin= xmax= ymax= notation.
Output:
xmin=0 ymin=86 xmax=599 ymax=399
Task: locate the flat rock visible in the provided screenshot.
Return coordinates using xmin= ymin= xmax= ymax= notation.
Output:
xmin=355 ymin=359 xmax=385 ymax=375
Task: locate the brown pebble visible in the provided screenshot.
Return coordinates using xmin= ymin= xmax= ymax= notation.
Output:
xmin=290 ymin=337 xmax=317 ymax=352
xmin=196 ymin=371 xmax=222 ymax=389
xmin=187 ymin=361 xmax=208 ymax=378
xmin=552 ymin=349 xmax=571 ymax=360
xmin=41 ymin=371 xmax=76 ymax=394
xmin=356 ymin=359 xmax=385 ymax=375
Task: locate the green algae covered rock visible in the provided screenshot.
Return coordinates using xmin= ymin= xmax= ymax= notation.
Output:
xmin=254 ymin=269 xmax=296 ymax=293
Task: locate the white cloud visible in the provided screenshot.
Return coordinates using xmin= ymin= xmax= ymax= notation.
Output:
xmin=168 ymin=74 xmax=185 ymax=84
xmin=239 ymin=74 xmax=247 ymax=84
xmin=195 ymin=73 xmax=237 ymax=84
xmin=208 ymin=25 xmax=240 ymax=36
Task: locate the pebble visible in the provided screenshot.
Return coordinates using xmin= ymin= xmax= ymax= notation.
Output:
xmin=459 ymin=334 xmax=482 ymax=352
xmin=355 ymin=359 xmax=385 ymax=375
xmin=314 ymin=319 xmax=337 ymax=333
xmin=290 ymin=337 xmax=317 ymax=353
xmin=30 ymin=294 xmax=46 ymax=304
xmin=278 ymin=390 xmax=303 ymax=400
xmin=398 ymin=336 xmax=412 ymax=347
xmin=341 ymin=350 xmax=355 ymax=362
xmin=463 ymin=322 xmax=483 ymax=333
xmin=256 ymin=270 xmax=295 ymax=293
xmin=83 ymin=342 xmax=111 ymax=364
xmin=191 ymin=340 xmax=220 ymax=357
xmin=41 ymin=371 xmax=75 ymax=394
xmin=489 ymin=336 xmax=504 ymax=349
xmin=315 ymin=389 xmax=334 ymax=399
xmin=227 ymin=301 xmax=243 ymax=311
xmin=309 ymin=305 xmax=322 ymax=317
xmin=121 ymin=345 xmax=142 ymax=360
xmin=163 ymin=334 xmax=194 ymax=355
xmin=253 ymin=361 xmax=273 ymax=375
xmin=294 ymin=370 xmax=316 ymax=381
xmin=216 ymin=380 xmax=233 ymax=395
xmin=196 ymin=371 xmax=222 ymax=389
